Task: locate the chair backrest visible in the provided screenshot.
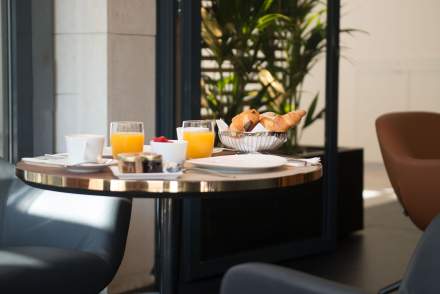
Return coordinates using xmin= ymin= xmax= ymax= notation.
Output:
xmin=400 ymin=213 xmax=440 ymax=294
xmin=0 ymin=159 xmax=132 ymax=273
xmin=376 ymin=112 xmax=440 ymax=230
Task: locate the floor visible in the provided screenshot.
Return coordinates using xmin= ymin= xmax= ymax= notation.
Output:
xmin=125 ymin=163 xmax=422 ymax=294
xmin=285 ymin=163 xmax=421 ymax=293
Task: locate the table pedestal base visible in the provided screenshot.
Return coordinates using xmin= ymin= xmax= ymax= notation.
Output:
xmin=157 ymin=198 xmax=180 ymax=294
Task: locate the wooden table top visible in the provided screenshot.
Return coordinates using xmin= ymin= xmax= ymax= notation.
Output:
xmin=15 ymin=157 xmax=322 ymax=198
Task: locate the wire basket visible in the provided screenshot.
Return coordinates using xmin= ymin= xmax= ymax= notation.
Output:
xmin=218 ymin=131 xmax=288 ymax=153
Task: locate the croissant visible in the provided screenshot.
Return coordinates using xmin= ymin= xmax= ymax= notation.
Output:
xmin=259 ymin=110 xmax=306 ymax=132
xmin=229 ymin=109 xmax=260 ymax=132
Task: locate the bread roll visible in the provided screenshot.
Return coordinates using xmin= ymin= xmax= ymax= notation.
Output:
xmin=259 ymin=110 xmax=306 ymax=132
xmin=229 ymin=109 xmax=260 ymax=132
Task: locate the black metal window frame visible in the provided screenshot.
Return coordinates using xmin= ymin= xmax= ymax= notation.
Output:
xmin=4 ymin=0 xmax=54 ymax=162
xmin=1 ymin=0 xmax=8 ymax=160
xmin=156 ymin=0 xmax=340 ymax=281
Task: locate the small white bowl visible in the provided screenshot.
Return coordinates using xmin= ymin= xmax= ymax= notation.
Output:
xmin=150 ymin=140 xmax=188 ymax=164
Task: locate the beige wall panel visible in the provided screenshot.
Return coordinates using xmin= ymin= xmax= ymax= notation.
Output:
xmin=108 ymin=0 xmax=156 ymax=35
xmin=108 ymin=34 xmax=156 ymax=139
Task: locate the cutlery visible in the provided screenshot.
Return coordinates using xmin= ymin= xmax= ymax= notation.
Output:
xmin=285 ymin=157 xmax=321 ymax=166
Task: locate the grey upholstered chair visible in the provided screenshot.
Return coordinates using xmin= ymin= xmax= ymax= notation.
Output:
xmin=221 ymin=213 xmax=440 ymax=294
xmin=0 ymin=159 xmax=132 ymax=293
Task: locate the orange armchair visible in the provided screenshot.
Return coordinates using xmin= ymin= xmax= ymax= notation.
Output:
xmin=376 ymin=112 xmax=440 ymax=230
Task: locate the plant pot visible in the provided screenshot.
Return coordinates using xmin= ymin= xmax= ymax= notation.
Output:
xmin=294 ymin=146 xmax=364 ymax=238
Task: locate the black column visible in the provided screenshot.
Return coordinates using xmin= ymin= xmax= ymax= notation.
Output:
xmin=324 ymin=0 xmax=341 ymax=241
xmin=178 ymin=0 xmax=201 ymax=121
xmin=156 ymin=0 xmax=177 ymax=138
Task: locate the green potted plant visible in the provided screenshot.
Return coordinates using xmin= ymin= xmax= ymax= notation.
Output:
xmin=200 ymin=0 xmax=363 ymax=239
xmin=201 ymin=0 xmax=287 ymax=123
xmin=201 ymin=0 xmax=359 ymax=152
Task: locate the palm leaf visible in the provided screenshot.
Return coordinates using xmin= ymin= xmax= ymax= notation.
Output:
xmin=303 ymin=93 xmax=325 ymax=129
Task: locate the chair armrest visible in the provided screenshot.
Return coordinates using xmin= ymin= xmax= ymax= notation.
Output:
xmin=400 ymin=213 xmax=440 ymax=294
xmin=221 ymin=263 xmax=365 ymax=294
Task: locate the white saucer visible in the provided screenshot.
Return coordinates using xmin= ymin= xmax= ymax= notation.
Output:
xmin=66 ymin=160 xmax=117 ymax=173
xmin=22 ymin=154 xmax=117 ymax=173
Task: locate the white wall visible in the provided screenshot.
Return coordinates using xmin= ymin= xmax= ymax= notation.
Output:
xmin=106 ymin=1 xmax=156 ymax=293
xmin=55 ymin=0 xmax=108 ymax=151
xmin=54 ymin=1 xmax=156 ymax=293
xmin=301 ymin=0 xmax=440 ymax=162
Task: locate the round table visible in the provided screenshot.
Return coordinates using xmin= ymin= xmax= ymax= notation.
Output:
xmin=16 ymin=158 xmax=322 ymax=294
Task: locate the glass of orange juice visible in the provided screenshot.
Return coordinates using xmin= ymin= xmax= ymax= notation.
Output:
xmin=110 ymin=121 xmax=144 ymax=158
xmin=182 ymin=120 xmax=215 ymax=159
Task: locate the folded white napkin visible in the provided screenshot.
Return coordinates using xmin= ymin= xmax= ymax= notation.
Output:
xmin=216 ymin=119 xmax=229 ymax=132
xmin=22 ymin=154 xmax=69 ymax=166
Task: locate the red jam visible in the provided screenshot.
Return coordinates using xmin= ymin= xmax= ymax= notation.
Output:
xmin=152 ymin=136 xmax=171 ymax=143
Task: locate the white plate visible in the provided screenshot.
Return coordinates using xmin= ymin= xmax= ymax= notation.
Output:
xmin=187 ymin=154 xmax=287 ymax=172
xmin=110 ymin=166 xmax=182 ymax=180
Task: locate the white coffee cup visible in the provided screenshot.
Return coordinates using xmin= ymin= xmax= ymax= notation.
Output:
xmin=65 ymin=134 xmax=105 ymax=165
xmin=150 ymin=139 xmax=187 ymax=164
xmin=176 ymin=127 xmax=183 ymax=140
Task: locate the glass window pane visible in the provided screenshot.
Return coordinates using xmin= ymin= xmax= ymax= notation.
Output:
xmin=200 ymin=0 xmax=326 ymax=151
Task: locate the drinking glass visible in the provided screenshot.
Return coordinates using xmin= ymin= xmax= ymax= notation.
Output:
xmin=182 ymin=120 xmax=215 ymax=159
xmin=110 ymin=121 xmax=144 ymax=158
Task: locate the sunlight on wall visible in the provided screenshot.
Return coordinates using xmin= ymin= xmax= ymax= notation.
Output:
xmin=2 ymin=252 xmax=47 ymax=268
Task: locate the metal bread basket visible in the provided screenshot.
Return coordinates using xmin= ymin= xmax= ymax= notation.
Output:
xmin=218 ymin=131 xmax=288 ymax=153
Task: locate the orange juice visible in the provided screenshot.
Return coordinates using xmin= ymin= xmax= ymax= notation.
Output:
xmin=111 ymin=132 xmax=144 ymax=157
xmin=183 ymin=131 xmax=215 ymax=159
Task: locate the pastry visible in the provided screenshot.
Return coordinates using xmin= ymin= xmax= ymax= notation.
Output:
xmin=229 ymin=109 xmax=260 ymax=132
xmin=118 ymin=152 xmax=163 ymax=173
xmin=259 ymin=110 xmax=306 ymax=132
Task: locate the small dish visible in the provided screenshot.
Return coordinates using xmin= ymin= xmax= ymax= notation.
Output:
xmin=150 ymin=140 xmax=187 ymax=164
